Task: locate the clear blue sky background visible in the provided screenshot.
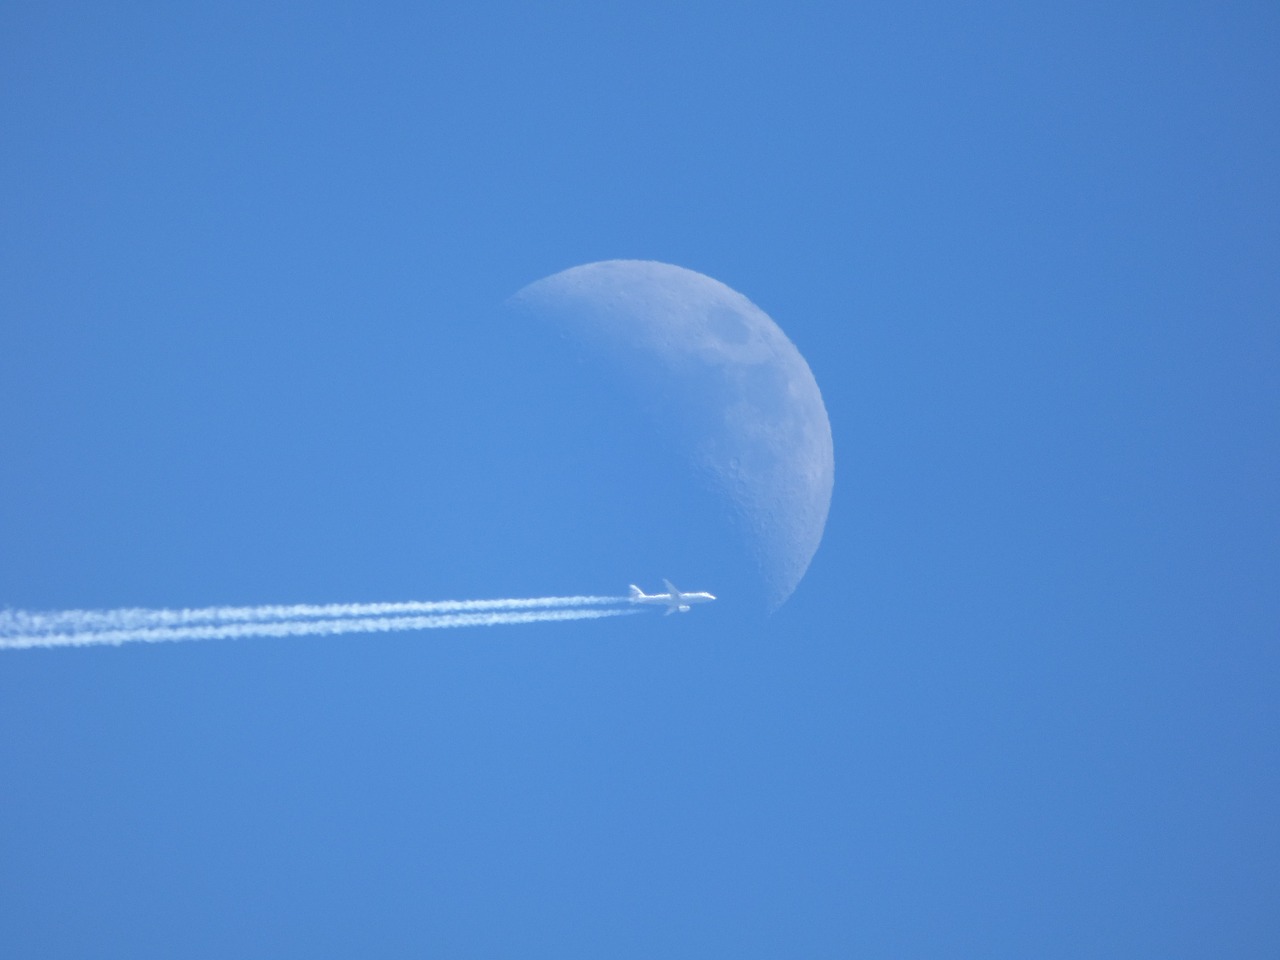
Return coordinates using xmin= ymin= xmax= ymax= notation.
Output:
xmin=2 ymin=3 xmax=1277 ymax=957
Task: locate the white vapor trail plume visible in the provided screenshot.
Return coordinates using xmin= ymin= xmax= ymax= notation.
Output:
xmin=0 ymin=606 xmax=640 ymax=651
xmin=2 ymin=594 xmax=629 ymax=636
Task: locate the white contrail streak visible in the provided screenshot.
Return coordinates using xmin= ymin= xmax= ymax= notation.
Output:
xmin=1 ymin=594 xmax=629 ymax=636
xmin=0 ymin=606 xmax=639 ymax=651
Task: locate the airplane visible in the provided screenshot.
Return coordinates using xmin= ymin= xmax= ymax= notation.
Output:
xmin=628 ymin=579 xmax=716 ymax=615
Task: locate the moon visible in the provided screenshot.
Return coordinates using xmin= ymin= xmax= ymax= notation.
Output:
xmin=506 ymin=260 xmax=833 ymax=611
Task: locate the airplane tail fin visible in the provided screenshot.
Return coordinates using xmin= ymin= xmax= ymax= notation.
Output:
xmin=628 ymin=585 xmax=643 ymax=601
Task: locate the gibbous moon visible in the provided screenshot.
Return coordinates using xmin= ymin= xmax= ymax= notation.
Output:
xmin=508 ymin=260 xmax=833 ymax=611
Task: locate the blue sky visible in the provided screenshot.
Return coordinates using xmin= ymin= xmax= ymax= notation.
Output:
xmin=2 ymin=3 xmax=1277 ymax=957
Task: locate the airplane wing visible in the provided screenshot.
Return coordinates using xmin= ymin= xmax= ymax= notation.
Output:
xmin=663 ymin=579 xmax=679 ymax=596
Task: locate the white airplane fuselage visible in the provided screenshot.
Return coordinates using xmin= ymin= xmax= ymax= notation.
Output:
xmin=628 ymin=580 xmax=716 ymax=615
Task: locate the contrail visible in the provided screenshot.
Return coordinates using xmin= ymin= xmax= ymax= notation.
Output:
xmin=1 ymin=594 xmax=629 ymax=635
xmin=0 ymin=605 xmax=639 ymax=651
